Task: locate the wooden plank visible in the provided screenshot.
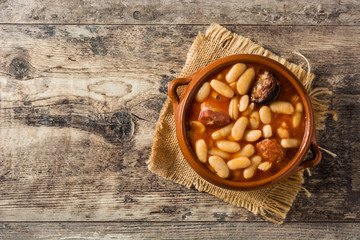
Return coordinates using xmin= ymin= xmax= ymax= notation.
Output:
xmin=0 ymin=25 xmax=359 ymax=222
xmin=0 ymin=222 xmax=359 ymax=239
xmin=0 ymin=0 xmax=359 ymax=25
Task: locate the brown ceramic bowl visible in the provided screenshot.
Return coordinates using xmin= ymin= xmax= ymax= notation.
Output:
xmin=168 ymin=54 xmax=321 ymax=191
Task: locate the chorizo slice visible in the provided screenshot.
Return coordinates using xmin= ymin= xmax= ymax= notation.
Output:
xmin=249 ymin=70 xmax=280 ymax=104
xmin=198 ymin=102 xmax=231 ymax=126
xmin=256 ymin=139 xmax=284 ymax=162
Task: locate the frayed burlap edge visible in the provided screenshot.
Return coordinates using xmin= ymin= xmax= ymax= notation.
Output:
xmin=148 ymin=23 xmax=332 ymax=224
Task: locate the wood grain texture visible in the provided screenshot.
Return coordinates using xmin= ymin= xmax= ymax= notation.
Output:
xmin=1 ymin=222 xmax=360 ymax=240
xmin=1 ymin=0 xmax=360 ymax=237
xmin=0 ymin=0 xmax=359 ymax=25
xmin=0 ymin=25 xmax=359 ymax=224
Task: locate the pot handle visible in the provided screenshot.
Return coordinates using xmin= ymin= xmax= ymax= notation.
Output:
xmin=168 ymin=77 xmax=192 ymax=104
xmin=296 ymin=136 xmax=322 ymax=171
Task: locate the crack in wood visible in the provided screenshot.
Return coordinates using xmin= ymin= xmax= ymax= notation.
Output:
xmin=11 ymin=105 xmax=136 ymax=145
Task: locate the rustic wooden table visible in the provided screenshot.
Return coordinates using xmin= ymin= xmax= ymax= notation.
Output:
xmin=0 ymin=1 xmax=359 ymax=239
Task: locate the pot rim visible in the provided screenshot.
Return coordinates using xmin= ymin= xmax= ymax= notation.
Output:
xmin=172 ymin=54 xmax=317 ymax=190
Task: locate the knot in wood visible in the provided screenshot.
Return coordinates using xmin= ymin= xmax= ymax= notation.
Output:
xmin=9 ymin=57 xmax=30 ymax=80
xmin=90 ymin=36 xmax=108 ymax=56
xmin=101 ymin=111 xmax=134 ymax=143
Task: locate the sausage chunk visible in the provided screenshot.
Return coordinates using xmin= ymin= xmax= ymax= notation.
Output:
xmin=256 ymin=139 xmax=284 ymax=162
xmin=198 ymin=103 xmax=231 ymax=126
xmin=249 ymin=70 xmax=280 ymax=104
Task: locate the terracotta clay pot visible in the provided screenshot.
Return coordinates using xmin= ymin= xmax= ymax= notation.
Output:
xmin=168 ymin=54 xmax=321 ymax=191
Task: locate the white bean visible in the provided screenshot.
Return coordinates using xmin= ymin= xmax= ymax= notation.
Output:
xmin=195 ymin=139 xmax=207 ymax=163
xmin=295 ymin=102 xmax=303 ymax=113
xmin=216 ymin=73 xmax=224 ymax=80
xmin=231 ymin=116 xmax=248 ymax=141
xmin=210 ymin=79 xmax=234 ymax=98
xmin=233 ymin=144 xmax=255 ymax=157
xmin=243 ymin=130 xmax=262 ymax=142
xmin=208 ymin=156 xmax=230 ymax=178
xmin=249 ymin=111 xmax=260 ymax=129
xmin=195 ymin=82 xmax=211 ymax=102
xmin=292 ymin=112 xmax=302 ymax=128
xmin=262 ymin=125 xmax=273 ymax=138
xmin=237 ymin=67 xmax=255 ymax=95
xmin=239 ymin=95 xmax=249 ymax=112
xmin=227 ymin=134 xmax=236 ymax=141
xmin=243 ymin=155 xmax=262 ymax=179
xmin=269 ymin=101 xmax=295 ymax=115
xmin=291 ymin=95 xmax=300 ymax=103
xmin=277 ymin=127 xmax=290 ymax=139
xmin=212 ymin=123 xmax=234 ymax=140
xmin=208 ymin=148 xmax=231 ymax=160
xmin=242 ymin=102 xmax=255 ymax=116
xmin=227 ymin=157 xmax=251 ymax=170
xmin=216 ymin=140 xmax=241 ymax=153
xmin=189 ymin=121 xmax=205 ymax=134
xmin=281 ymin=139 xmax=300 ymax=148
xmin=259 ymin=106 xmax=271 ymax=124
xmin=229 ymin=82 xmax=237 ymax=92
xmin=229 ymin=96 xmax=240 ymax=120
xmin=258 ymin=161 xmax=272 ymax=172
xmin=226 ymin=63 xmax=247 ymax=83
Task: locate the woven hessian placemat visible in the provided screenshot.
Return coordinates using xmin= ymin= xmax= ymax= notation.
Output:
xmin=147 ymin=23 xmax=331 ymax=224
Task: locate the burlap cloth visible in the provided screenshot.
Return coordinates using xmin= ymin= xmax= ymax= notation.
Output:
xmin=147 ymin=24 xmax=332 ymax=224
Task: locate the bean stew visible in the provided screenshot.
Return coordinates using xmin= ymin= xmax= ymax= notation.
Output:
xmin=187 ymin=63 xmax=306 ymax=181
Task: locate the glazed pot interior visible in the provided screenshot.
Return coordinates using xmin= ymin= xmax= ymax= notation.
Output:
xmin=180 ymin=55 xmax=314 ymax=190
